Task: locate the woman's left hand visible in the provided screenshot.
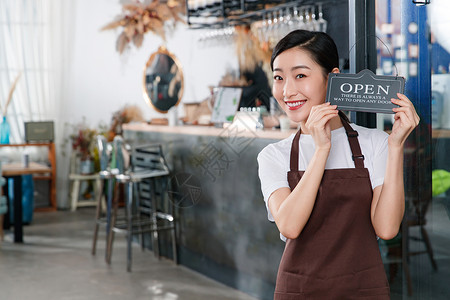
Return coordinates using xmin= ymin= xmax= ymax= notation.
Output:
xmin=389 ymin=93 xmax=420 ymax=147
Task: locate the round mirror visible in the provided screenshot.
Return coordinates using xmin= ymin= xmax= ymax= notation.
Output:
xmin=143 ymin=46 xmax=184 ymax=113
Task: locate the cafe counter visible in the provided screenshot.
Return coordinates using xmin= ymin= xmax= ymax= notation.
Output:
xmin=123 ymin=123 xmax=294 ymax=299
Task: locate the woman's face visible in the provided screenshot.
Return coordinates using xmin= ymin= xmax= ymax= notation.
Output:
xmin=272 ymin=47 xmax=328 ymax=124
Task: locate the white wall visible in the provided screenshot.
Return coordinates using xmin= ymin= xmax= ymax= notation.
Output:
xmin=64 ymin=0 xmax=238 ymax=126
xmin=57 ymin=0 xmax=237 ymax=208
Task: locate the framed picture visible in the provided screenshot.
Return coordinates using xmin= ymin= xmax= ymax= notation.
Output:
xmin=24 ymin=121 xmax=54 ymax=142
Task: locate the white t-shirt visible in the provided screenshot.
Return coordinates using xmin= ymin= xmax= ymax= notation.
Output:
xmin=257 ymin=123 xmax=389 ymax=225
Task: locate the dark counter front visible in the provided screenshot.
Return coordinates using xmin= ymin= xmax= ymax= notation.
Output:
xmin=124 ymin=125 xmax=289 ymax=300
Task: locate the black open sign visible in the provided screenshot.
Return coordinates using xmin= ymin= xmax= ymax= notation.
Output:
xmin=326 ymin=69 xmax=405 ymax=114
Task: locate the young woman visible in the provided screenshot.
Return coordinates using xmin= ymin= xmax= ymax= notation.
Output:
xmin=257 ymin=30 xmax=419 ymax=299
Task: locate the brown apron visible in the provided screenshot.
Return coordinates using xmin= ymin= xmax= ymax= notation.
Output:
xmin=274 ymin=118 xmax=390 ymax=300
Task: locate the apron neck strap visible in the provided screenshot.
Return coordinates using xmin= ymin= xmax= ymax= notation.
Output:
xmin=341 ymin=118 xmax=365 ymax=169
xmin=289 ymin=128 xmax=302 ymax=171
xmin=289 ymin=115 xmax=365 ymax=171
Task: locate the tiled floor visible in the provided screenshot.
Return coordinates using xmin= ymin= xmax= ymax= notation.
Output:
xmin=0 ymin=208 xmax=257 ymax=300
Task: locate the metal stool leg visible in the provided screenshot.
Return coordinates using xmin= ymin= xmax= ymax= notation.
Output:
xmin=150 ymin=178 xmax=160 ymax=259
xmin=106 ymin=181 xmax=120 ymax=264
xmin=161 ymin=178 xmax=177 ymax=264
xmin=105 ymin=177 xmax=114 ymax=261
xmin=92 ymin=179 xmax=105 ymax=255
xmin=133 ymin=181 xmax=145 ymax=251
xmin=126 ymin=181 xmax=133 ymax=272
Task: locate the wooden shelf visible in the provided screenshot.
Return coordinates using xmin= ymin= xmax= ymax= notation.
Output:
xmin=0 ymin=143 xmax=56 ymax=211
xmin=0 ymin=143 xmax=53 ymax=147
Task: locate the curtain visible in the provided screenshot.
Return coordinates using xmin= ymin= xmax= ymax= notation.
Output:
xmin=0 ymin=0 xmax=74 ymax=207
xmin=0 ymin=0 xmax=73 ymax=140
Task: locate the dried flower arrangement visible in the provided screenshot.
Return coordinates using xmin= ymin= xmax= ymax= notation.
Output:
xmin=101 ymin=0 xmax=186 ymax=54
xmin=70 ymin=125 xmax=99 ymax=160
xmin=108 ymin=105 xmax=145 ymax=141
xmin=63 ymin=119 xmax=108 ymax=174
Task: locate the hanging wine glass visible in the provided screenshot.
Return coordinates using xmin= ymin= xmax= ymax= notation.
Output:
xmin=317 ymin=3 xmax=328 ymax=32
xmin=297 ymin=7 xmax=306 ymax=30
xmin=268 ymin=12 xmax=279 ymax=48
xmin=304 ymin=6 xmax=315 ymax=31
xmin=274 ymin=9 xmax=284 ymax=42
xmin=310 ymin=6 xmax=319 ymax=31
xmin=290 ymin=6 xmax=299 ymax=31
xmin=265 ymin=12 xmax=273 ymax=43
xmin=284 ymin=7 xmax=293 ymax=34
xmin=258 ymin=15 xmax=267 ymax=42
xmin=272 ymin=10 xmax=279 ymax=35
xmin=280 ymin=8 xmax=291 ymax=38
xmin=217 ymin=28 xmax=223 ymax=44
xmin=210 ymin=29 xmax=219 ymax=45
xmin=227 ymin=26 xmax=236 ymax=43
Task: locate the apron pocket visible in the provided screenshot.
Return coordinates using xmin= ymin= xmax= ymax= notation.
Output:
xmin=358 ymin=286 xmax=390 ymax=298
xmin=274 ymin=291 xmax=305 ymax=300
xmin=275 ymin=271 xmax=309 ymax=294
xmin=355 ymin=264 xmax=389 ymax=291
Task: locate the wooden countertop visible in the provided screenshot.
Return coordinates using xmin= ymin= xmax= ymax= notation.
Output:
xmin=123 ymin=122 xmax=296 ymax=140
xmin=433 ymin=129 xmax=450 ymax=139
xmin=124 ymin=123 xmax=450 ymax=140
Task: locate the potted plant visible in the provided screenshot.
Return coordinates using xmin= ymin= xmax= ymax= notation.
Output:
xmin=70 ymin=125 xmax=98 ymax=174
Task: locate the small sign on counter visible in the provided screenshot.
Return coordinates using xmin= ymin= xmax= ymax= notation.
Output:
xmin=211 ymin=87 xmax=242 ymax=124
xmin=326 ymin=69 xmax=405 ymax=114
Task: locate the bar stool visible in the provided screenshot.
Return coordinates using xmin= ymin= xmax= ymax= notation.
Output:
xmin=91 ymin=135 xmax=115 ymax=258
xmin=106 ymin=136 xmax=177 ymax=271
xmin=132 ymin=143 xmax=177 ymax=263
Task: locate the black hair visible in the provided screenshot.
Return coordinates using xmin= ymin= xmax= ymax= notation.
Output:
xmin=271 ymin=30 xmax=339 ymax=78
xmin=271 ymin=30 xmax=349 ymax=122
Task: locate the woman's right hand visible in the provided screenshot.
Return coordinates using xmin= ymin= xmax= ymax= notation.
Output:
xmin=304 ymin=102 xmax=339 ymax=150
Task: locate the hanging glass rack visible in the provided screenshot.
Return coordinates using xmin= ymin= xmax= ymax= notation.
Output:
xmin=186 ymin=0 xmax=346 ymax=29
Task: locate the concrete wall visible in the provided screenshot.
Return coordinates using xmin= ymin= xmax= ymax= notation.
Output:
xmin=64 ymin=0 xmax=238 ymax=126
xmin=124 ymin=128 xmax=285 ymax=300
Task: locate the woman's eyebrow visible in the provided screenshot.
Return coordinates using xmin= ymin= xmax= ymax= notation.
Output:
xmin=273 ymin=65 xmax=311 ymax=72
xmin=291 ymin=65 xmax=311 ymax=71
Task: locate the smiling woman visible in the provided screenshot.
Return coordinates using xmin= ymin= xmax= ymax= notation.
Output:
xmin=270 ymin=33 xmax=341 ymax=128
xmin=258 ymin=29 xmax=419 ymax=299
